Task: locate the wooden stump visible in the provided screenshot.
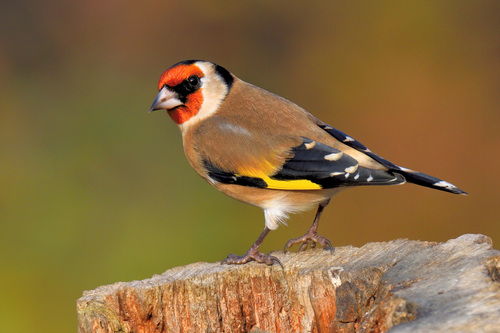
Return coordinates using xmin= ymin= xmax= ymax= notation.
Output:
xmin=77 ymin=234 xmax=500 ymax=332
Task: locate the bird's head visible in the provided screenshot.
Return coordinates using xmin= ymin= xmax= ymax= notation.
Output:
xmin=149 ymin=60 xmax=234 ymax=128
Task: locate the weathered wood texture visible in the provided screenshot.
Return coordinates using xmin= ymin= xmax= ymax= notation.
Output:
xmin=77 ymin=234 xmax=500 ymax=333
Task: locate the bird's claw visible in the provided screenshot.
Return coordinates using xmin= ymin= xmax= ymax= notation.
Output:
xmin=222 ymin=252 xmax=284 ymax=269
xmin=284 ymin=232 xmax=333 ymax=254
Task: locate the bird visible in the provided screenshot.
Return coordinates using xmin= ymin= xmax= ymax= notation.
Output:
xmin=149 ymin=60 xmax=467 ymax=267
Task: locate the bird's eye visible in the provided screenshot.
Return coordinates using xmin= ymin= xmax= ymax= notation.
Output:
xmin=187 ymin=75 xmax=199 ymax=86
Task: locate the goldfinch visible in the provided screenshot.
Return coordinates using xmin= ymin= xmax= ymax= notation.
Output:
xmin=149 ymin=60 xmax=467 ymax=266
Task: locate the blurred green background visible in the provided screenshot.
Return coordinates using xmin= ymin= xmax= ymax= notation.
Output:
xmin=1 ymin=1 xmax=499 ymax=332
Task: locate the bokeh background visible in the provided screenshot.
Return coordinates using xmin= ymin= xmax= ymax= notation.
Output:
xmin=1 ymin=1 xmax=499 ymax=332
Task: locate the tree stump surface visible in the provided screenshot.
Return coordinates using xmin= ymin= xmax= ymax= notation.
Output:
xmin=77 ymin=234 xmax=500 ymax=333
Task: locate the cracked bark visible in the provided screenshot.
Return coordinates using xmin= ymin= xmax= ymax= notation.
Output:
xmin=77 ymin=234 xmax=500 ymax=333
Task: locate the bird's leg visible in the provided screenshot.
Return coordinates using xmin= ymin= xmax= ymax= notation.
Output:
xmin=283 ymin=200 xmax=333 ymax=254
xmin=222 ymin=227 xmax=283 ymax=268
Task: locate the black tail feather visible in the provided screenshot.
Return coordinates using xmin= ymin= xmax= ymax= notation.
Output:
xmin=395 ymin=169 xmax=468 ymax=195
xmin=317 ymin=122 xmax=467 ymax=195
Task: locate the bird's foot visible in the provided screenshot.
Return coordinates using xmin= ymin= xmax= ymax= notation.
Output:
xmin=283 ymin=231 xmax=333 ymax=254
xmin=222 ymin=250 xmax=283 ymax=269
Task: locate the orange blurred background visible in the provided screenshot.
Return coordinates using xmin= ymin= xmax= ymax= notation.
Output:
xmin=1 ymin=1 xmax=499 ymax=332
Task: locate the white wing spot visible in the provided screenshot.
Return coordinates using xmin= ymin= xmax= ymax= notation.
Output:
xmin=324 ymin=152 xmax=343 ymax=161
xmin=345 ymin=165 xmax=359 ymax=174
xmin=354 ymin=173 xmax=360 ymax=180
xmin=434 ymin=181 xmax=457 ymax=190
xmin=345 ymin=173 xmax=349 ymax=178
xmin=344 ymin=136 xmax=355 ymax=142
xmin=367 ymin=174 xmax=373 ymax=182
xmin=330 ymin=171 xmax=344 ymax=176
xmin=398 ymin=166 xmax=415 ymax=172
xmin=305 ymin=141 xmax=316 ymax=149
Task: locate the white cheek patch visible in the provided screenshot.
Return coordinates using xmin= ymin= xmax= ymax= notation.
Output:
xmin=197 ymin=63 xmax=228 ymax=117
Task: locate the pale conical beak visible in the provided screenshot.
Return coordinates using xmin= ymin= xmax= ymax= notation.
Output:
xmin=148 ymin=86 xmax=183 ymax=113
